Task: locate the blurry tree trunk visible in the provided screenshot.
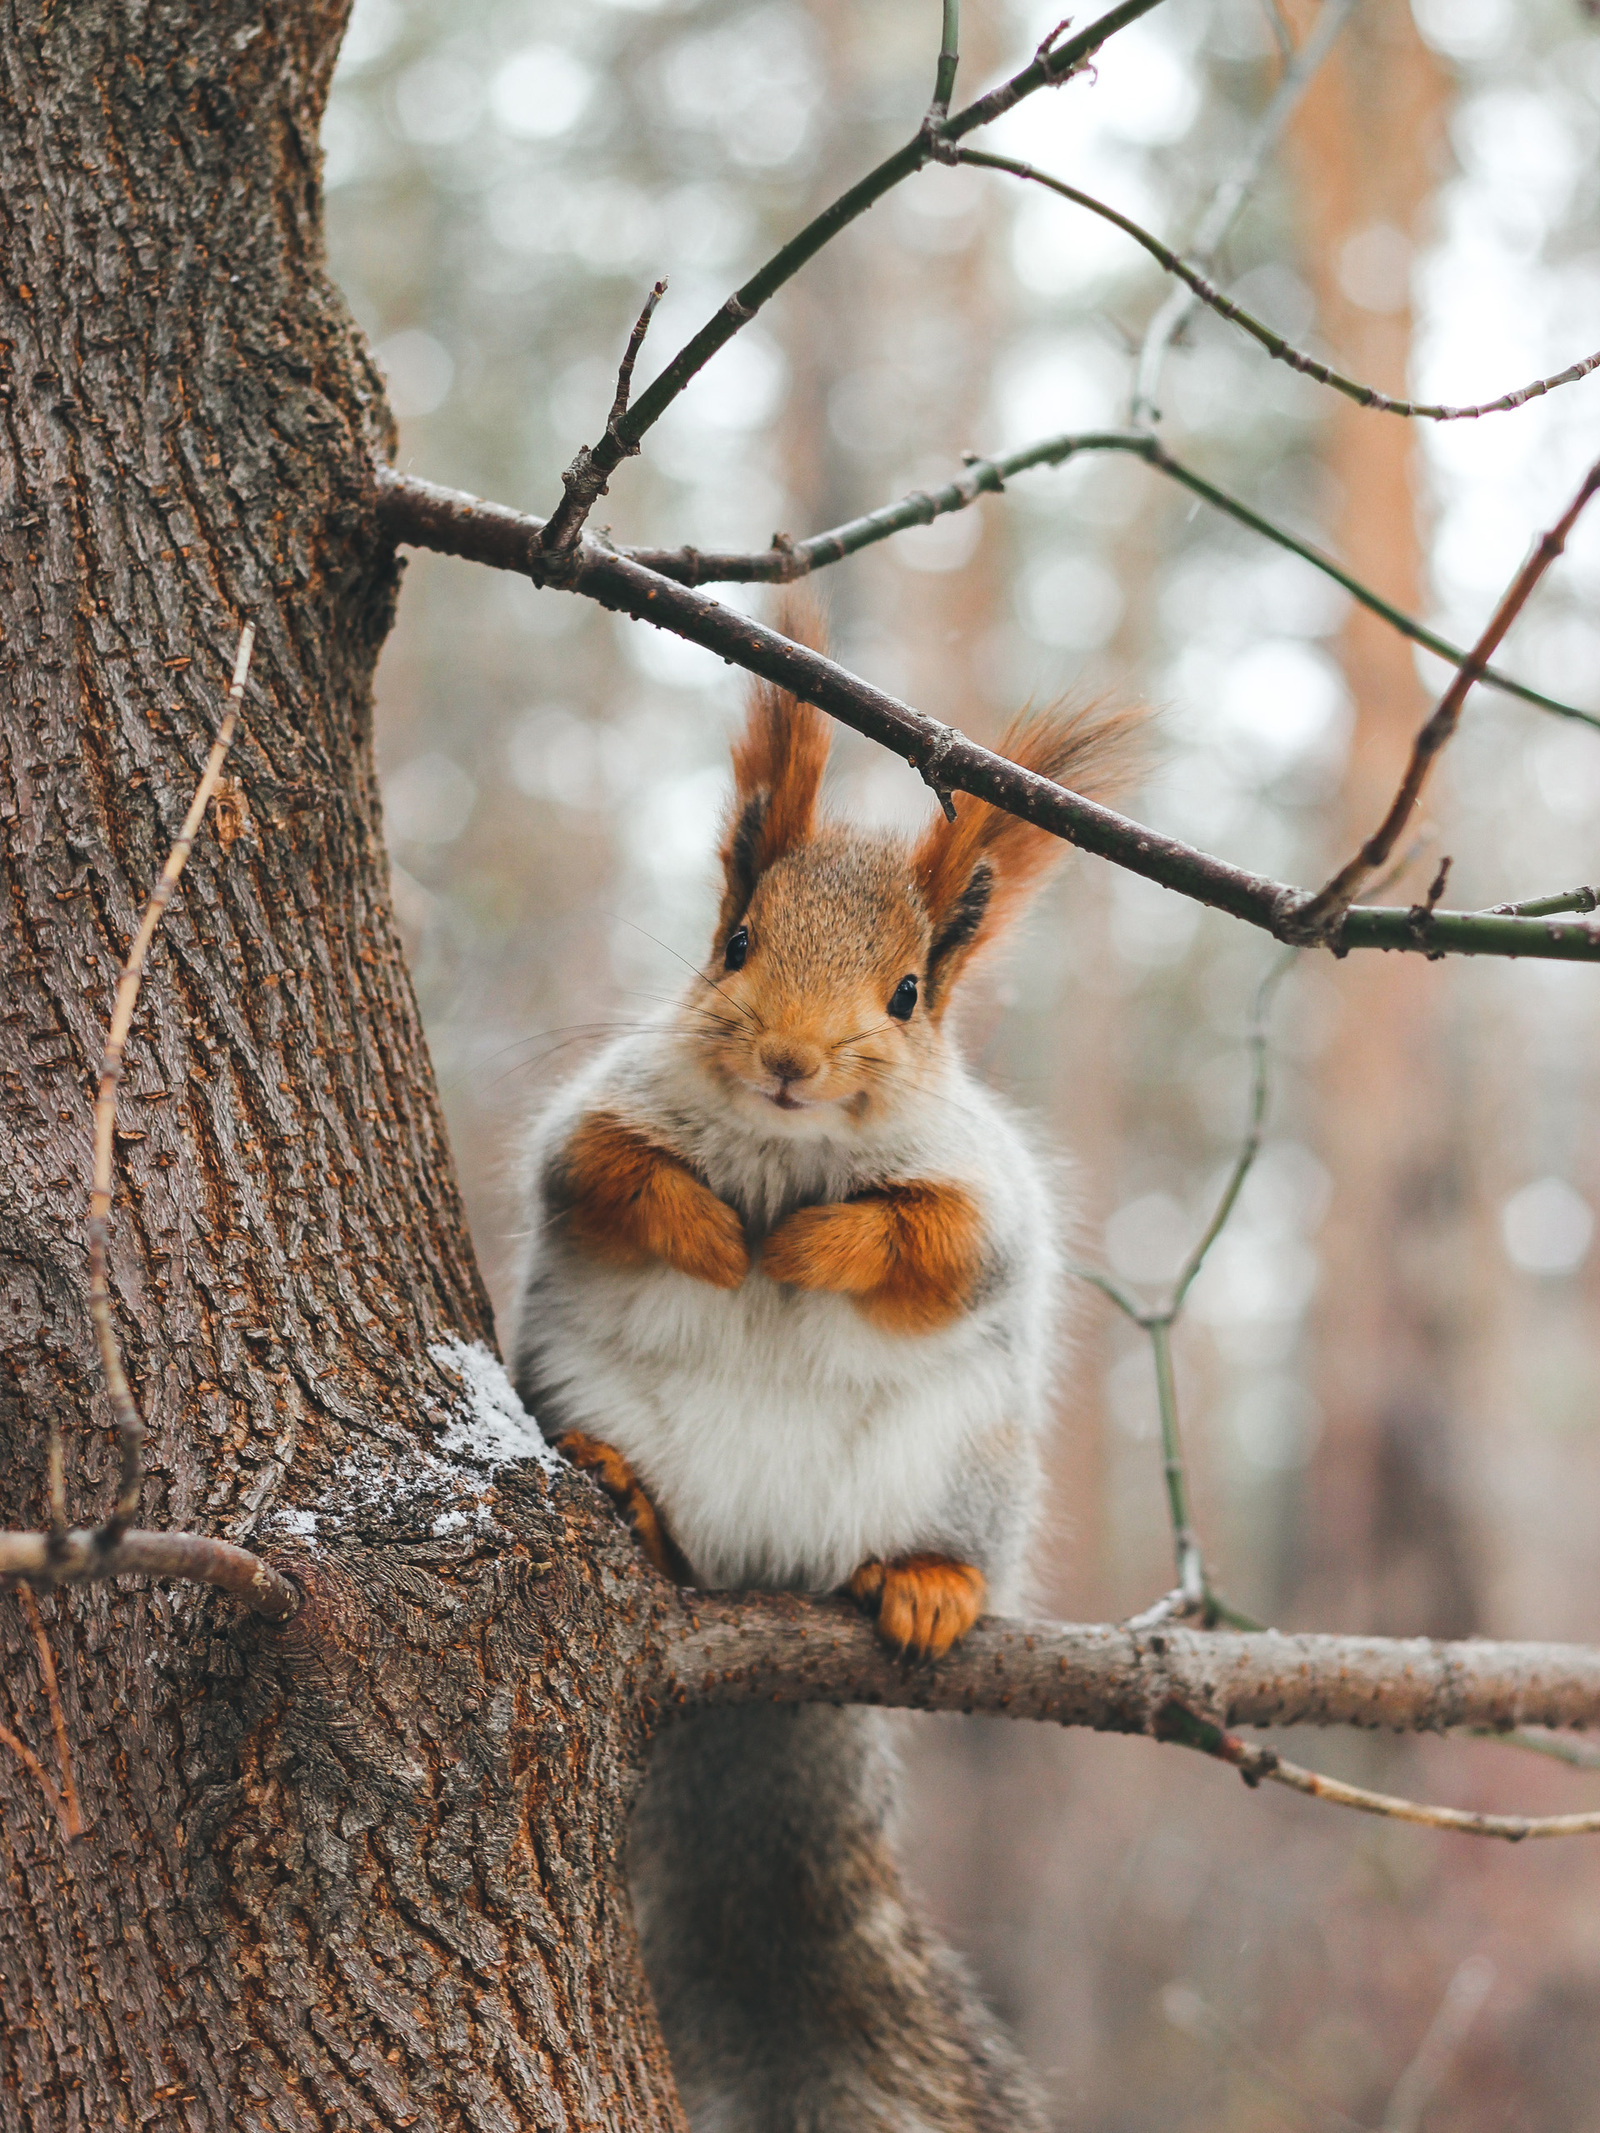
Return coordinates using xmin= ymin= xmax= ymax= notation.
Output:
xmin=0 ymin=7 xmax=677 ymax=2128
xmin=1289 ymin=0 xmax=1480 ymax=1636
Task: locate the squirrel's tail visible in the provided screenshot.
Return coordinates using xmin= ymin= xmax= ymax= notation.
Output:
xmin=631 ymin=1705 xmax=1047 ymax=2133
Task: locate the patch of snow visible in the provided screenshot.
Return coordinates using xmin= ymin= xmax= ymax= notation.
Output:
xmin=276 ymin=1507 xmax=319 ymax=1537
xmin=429 ymin=1336 xmax=558 ymax=1474
xmin=431 ymin=1507 xmax=472 ymax=1536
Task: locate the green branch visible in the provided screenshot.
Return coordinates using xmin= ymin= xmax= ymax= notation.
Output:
xmin=622 ymin=430 xmax=1595 ymax=729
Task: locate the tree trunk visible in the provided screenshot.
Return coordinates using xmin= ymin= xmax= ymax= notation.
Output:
xmin=0 ymin=6 xmax=675 ymax=2126
xmin=1288 ymin=0 xmax=1480 ymax=1638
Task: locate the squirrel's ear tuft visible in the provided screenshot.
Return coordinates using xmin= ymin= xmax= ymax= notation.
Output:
xmin=913 ymin=700 xmax=1148 ymax=1012
xmin=717 ymin=594 xmax=832 ymax=938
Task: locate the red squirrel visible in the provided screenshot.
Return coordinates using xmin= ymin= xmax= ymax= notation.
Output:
xmin=512 ymin=608 xmax=1141 ymax=2132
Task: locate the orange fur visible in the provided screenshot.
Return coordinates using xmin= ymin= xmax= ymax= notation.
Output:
xmin=849 ymin=1555 xmax=986 ymax=1658
xmin=761 ymin=1181 xmax=983 ymax=1333
xmin=913 ymin=703 xmax=1146 ymax=1011
xmin=559 ymin=1112 xmax=750 ymax=1288
xmin=558 ymin=1430 xmax=692 ymax=1582
xmin=718 ymin=596 xmax=832 ymax=935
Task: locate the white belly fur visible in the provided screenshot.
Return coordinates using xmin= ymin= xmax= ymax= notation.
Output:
xmin=531 ymin=1254 xmax=1027 ymax=1590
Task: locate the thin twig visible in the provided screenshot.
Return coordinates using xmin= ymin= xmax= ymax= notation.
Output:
xmin=0 ymin=1528 xmax=298 ymax=1618
xmin=1159 ymin=1703 xmax=1600 ymax=1840
xmin=1468 ymin=1725 xmax=1600 ymax=1769
xmin=91 ymin=623 xmax=255 ymax=1548
xmin=0 ymin=1721 xmax=71 ymax=1840
xmin=615 ymin=0 xmax=1167 ymax=449
xmin=376 ymin=467 xmax=1600 ymax=963
xmin=1074 ymin=952 xmax=1294 ymax=1618
xmin=536 ymin=280 xmax=667 ymax=575
xmin=963 ymin=149 xmax=1600 ymax=424
xmin=1148 ymin=1319 xmax=1204 ymax=1606
xmin=1298 ymin=457 xmax=1600 ymax=935
xmin=1171 ymin=950 xmax=1296 ymax=1312
xmin=926 ymin=0 xmax=960 ymax=122
xmin=17 ymin=1587 xmax=84 ymax=1839
xmin=1483 ymin=885 xmax=1598 ymax=919
xmin=616 ymin=432 xmax=1594 ymax=728
xmin=1132 ymin=0 xmax=1358 ymax=423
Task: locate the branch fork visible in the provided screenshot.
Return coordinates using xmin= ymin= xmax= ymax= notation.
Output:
xmin=535 ymin=279 xmax=667 ymax=578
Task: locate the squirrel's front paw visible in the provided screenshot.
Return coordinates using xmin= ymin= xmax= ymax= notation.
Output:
xmin=762 ymin=1186 xmax=981 ymax=1332
xmin=849 ymin=1555 xmax=985 ymax=1659
xmin=557 ymin=1431 xmax=692 ymax=1583
xmin=762 ymin=1200 xmax=890 ymax=1295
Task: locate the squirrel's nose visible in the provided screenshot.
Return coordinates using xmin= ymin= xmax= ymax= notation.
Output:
xmin=759 ymin=1040 xmax=820 ymax=1086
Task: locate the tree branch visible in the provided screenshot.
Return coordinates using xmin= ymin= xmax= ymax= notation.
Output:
xmin=659 ymin=1592 xmax=1600 ymax=1734
xmin=16 ymin=1586 xmax=84 ymax=1839
xmin=373 ymin=464 xmax=1600 ymax=965
xmin=1131 ymin=0 xmax=1358 ymax=423
xmin=615 ymin=0 xmax=1167 ymax=449
xmin=0 ymin=1528 xmax=298 ymax=1619
xmin=617 ymin=431 xmax=1593 ymax=728
xmin=926 ymin=0 xmax=960 ymax=123
xmin=3 ymin=620 xmax=298 ymax=1625
xmin=657 ymin=1593 xmax=1600 ymax=1837
xmin=962 ymin=149 xmax=1600 ymax=424
xmin=535 ymin=279 xmax=667 ymax=576
xmin=90 ymin=623 xmax=256 ymax=1546
xmin=1299 ymin=455 xmax=1600 ymax=933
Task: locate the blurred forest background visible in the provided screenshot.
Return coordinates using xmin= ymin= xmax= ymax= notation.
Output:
xmin=325 ymin=0 xmax=1600 ymax=2124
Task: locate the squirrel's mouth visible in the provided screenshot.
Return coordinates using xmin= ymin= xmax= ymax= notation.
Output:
xmin=765 ymin=1088 xmax=809 ymax=1111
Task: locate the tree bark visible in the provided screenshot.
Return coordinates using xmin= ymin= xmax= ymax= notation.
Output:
xmin=0 ymin=7 xmax=676 ymax=2127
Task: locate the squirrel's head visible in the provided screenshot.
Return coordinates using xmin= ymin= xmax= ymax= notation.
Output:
xmin=681 ymin=606 xmax=1143 ymax=1138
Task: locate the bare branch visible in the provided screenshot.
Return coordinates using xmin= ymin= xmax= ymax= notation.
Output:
xmin=374 ymin=466 xmax=1600 ymax=964
xmin=659 ymin=1592 xmax=1600 ymax=1735
xmin=926 ymin=0 xmax=960 ymax=123
xmin=0 ymin=621 xmax=298 ymax=1629
xmin=657 ymin=1595 xmax=1600 ymax=1839
xmin=535 ymin=280 xmax=667 ymax=576
xmin=1484 ymin=884 xmax=1598 ymax=918
xmin=1471 ymin=1725 xmax=1600 ymax=1769
xmin=1167 ymin=1703 xmax=1600 ymax=1841
xmin=615 ymin=0 xmax=1168 ymax=450
xmin=0 ymin=1720 xmax=73 ymax=1842
xmin=1071 ymin=950 xmax=1294 ymax=1624
xmin=618 ymin=431 xmax=1594 ymax=729
xmin=0 ymin=1528 xmax=298 ymax=1620
xmin=1132 ymin=0 xmax=1358 ymax=423
xmin=962 ymin=149 xmax=1600 ymax=424
xmin=1298 ymin=456 xmax=1600 ymax=935
xmin=91 ymin=623 xmax=256 ymax=1546
xmin=17 ymin=1587 xmax=84 ymax=1839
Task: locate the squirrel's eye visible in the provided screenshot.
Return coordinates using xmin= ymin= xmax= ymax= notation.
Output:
xmin=887 ymin=973 xmax=918 ymax=1021
xmin=724 ymin=926 xmax=749 ymax=972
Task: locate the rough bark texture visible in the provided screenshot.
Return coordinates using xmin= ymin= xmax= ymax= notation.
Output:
xmin=0 ymin=7 xmax=676 ymax=2128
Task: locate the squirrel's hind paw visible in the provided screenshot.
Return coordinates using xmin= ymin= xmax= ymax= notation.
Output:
xmin=557 ymin=1431 xmax=692 ymax=1583
xmin=849 ymin=1554 xmax=985 ymax=1659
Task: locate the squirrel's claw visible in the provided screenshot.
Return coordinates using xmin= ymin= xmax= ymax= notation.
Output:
xmin=849 ymin=1554 xmax=985 ymax=1659
xmin=557 ymin=1430 xmax=693 ymax=1583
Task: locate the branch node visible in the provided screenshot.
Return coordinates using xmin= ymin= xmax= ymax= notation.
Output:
xmin=916 ymin=725 xmax=961 ymax=820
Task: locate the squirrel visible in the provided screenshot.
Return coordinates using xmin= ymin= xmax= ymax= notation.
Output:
xmin=511 ymin=605 xmax=1142 ymax=2133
